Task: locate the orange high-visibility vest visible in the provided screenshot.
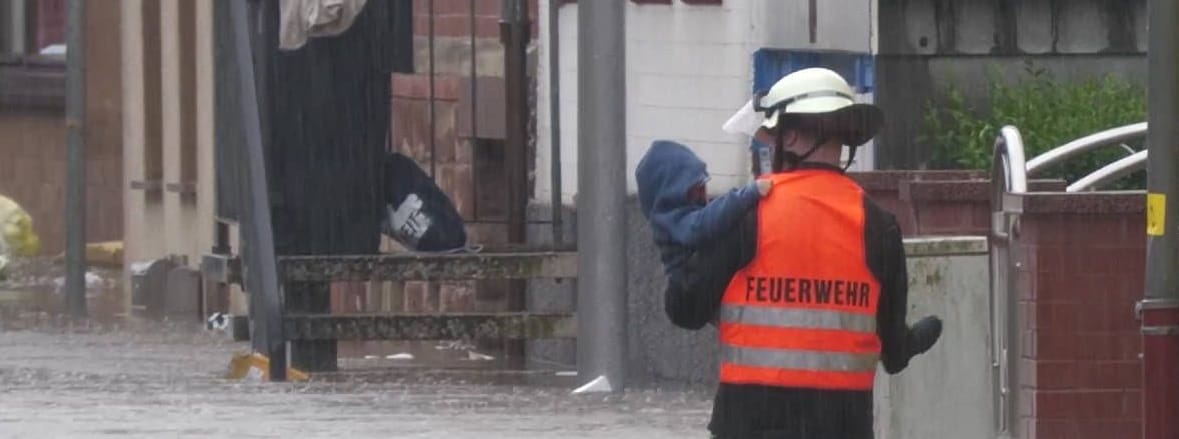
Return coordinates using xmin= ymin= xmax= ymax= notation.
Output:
xmin=719 ymin=170 xmax=882 ymax=391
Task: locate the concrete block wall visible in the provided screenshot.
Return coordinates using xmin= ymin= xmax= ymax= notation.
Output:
xmin=1010 ymin=192 xmax=1145 ymax=439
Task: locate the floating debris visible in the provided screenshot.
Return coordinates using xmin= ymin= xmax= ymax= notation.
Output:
xmin=465 ymin=351 xmax=495 ymax=361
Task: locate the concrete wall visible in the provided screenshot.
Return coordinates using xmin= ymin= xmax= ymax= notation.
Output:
xmin=534 ymin=0 xmax=875 ymax=204
xmin=121 ymin=0 xmax=217 ymax=273
xmin=874 ymin=236 xmax=994 ymax=439
xmin=876 ymin=0 xmax=1148 ymax=168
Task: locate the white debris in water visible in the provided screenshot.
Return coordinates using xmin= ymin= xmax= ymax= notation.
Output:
xmin=465 ymin=351 xmax=494 ymax=361
xmin=129 ymin=261 xmax=154 ymax=275
xmin=363 ymin=355 xmax=380 ymax=360
xmin=555 ymin=371 xmax=577 ymax=377
xmin=572 ymin=375 xmax=613 ymax=394
xmin=434 ymin=340 xmax=475 ymax=351
xmin=51 ymin=272 xmax=114 ymax=297
xmin=385 ymin=353 xmax=414 ymax=360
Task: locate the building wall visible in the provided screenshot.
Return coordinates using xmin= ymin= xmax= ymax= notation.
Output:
xmin=388 ymin=0 xmax=539 ymax=315
xmin=121 ymin=0 xmax=217 ymax=310
xmin=535 ymin=0 xmax=875 ymax=204
xmin=876 ymin=0 xmax=1148 ymax=169
xmin=0 ymin=3 xmax=124 ymax=255
xmin=1011 ymin=192 xmax=1145 ymax=439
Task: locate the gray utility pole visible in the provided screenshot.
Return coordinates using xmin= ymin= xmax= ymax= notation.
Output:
xmin=230 ymin=0 xmax=286 ymax=381
xmin=64 ymin=0 xmax=87 ymax=319
xmin=1142 ymin=0 xmax=1179 ymax=437
xmin=577 ymin=0 xmax=627 ymax=391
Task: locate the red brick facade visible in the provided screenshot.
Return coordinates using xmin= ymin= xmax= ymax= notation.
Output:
xmin=849 ymin=171 xmax=986 ymax=235
xmin=1012 ymin=193 xmax=1145 ymax=439
xmin=412 ymin=0 xmax=539 ymax=38
xmin=332 ymin=0 xmax=541 ymax=315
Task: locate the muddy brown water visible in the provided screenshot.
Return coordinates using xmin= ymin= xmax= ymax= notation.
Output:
xmin=0 ymin=323 xmax=713 ymax=438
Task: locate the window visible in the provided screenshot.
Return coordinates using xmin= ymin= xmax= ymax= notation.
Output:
xmin=1 ymin=0 xmax=66 ymax=61
xmin=0 ymin=0 xmax=67 ymax=111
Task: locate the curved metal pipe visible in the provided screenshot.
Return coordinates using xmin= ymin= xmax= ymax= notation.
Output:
xmin=992 ymin=125 xmax=1029 ymax=196
xmin=1067 ymin=150 xmax=1149 ymax=192
xmin=988 ymin=125 xmax=1026 ymax=436
xmin=1025 ymin=122 xmax=1147 ymax=176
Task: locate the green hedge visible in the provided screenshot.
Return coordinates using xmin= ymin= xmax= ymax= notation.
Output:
xmin=921 ymin=62 xmax=1147 ymax=189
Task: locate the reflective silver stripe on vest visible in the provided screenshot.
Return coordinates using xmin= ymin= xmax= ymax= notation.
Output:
xmin=722 ymin=345 xmax=879 ymax=373
xmin=720 ymin=305 xmax=877 ymax=333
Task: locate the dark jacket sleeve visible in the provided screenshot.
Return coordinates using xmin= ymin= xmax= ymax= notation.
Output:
xmin=664 ymin=211 xmax=758 ymax=330
xmin=673 ymin=182 xmax=762 ymax=247
xmin=865 ymin=199 xmax=913 ymax=375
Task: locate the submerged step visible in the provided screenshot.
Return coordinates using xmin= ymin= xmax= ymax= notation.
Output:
xmin=284 ymin=312 xmax=576 ymax=341
xmin=277 ymin=252 xmax=578 ymax=282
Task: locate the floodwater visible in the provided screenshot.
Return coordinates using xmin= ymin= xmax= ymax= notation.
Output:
xmin=0 ymin=322 xmax=713 ymax=438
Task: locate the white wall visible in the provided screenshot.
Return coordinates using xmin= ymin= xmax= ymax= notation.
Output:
xmin=536 ymin=0 xmax=876 ymax=204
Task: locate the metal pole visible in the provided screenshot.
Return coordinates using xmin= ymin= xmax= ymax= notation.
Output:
xmin=501 ymin=0 xmax=531 ymax=369
xmin=548 ymin=0 xmax=564 ymax=246
xmin=577 ymin=0 xmax=627 ymax=391
xmin=230 ymin=0 xmax=286 ymax=381
xmin=1142 ymin=0 xmax=1179 ymax=437
xmin=502 ymin=0 xmax=530 ymax=246
xmin=64 ymin=0 xmax=87 ymax=319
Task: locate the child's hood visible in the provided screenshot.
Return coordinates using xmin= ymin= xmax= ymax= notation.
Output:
xmin=635 ymin=140 xmax=709 ymax=222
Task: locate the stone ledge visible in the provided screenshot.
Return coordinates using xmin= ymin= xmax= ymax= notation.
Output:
xmin=1014 ymin=191 xmax=1145 ymax=215
xmin=904 ymin=236 xmax=989 ymax=257
xmin=849 ymin=170 xmax=986 ymax=191
xmin=901 ymin=179 xmax=1068 ymax=202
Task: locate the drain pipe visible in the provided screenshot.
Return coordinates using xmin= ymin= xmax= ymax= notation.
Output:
xmin=1141 ymin=1 xmax=1179 ymax=437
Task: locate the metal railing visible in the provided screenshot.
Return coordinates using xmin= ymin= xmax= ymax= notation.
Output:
xmin=1024 ymin=122 xmax=1147 ymax=177
xmin=1069 ymin=149 xmax=1148 ymax=192
xmin=1022 ymin=122 xmax=1149 ymax=192
xmin=988 ymin=122 xmax=1148 ymax=436
xmin=989 ymin=126 xmax=1025 ymax=437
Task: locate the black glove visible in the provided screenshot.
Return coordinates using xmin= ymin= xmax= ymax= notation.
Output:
xmin=906 ymin=316 xmax=943 ymax=357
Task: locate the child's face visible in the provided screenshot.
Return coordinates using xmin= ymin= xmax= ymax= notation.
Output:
xmin=688 ymin=183 xmax=707 ymax=205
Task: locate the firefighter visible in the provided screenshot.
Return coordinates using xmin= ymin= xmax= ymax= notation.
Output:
xmin=665 ymin=67 xmax=944 ymax=439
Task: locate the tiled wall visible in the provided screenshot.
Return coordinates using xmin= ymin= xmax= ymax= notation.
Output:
xmin=1013 ymin=193 xmax=1145 ymax=439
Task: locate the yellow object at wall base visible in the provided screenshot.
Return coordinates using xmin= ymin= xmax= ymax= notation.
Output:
xmin=84 ymin=241 xmax=124 ymax=267
xmin=226 ymin=352 xmax=310 ymax=382
xmin=51 ymin=241 xmax=124 ymax=267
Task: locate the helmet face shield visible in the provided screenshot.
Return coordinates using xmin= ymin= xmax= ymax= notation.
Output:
xmin=721 ymin=98 xmax=766 ymax=137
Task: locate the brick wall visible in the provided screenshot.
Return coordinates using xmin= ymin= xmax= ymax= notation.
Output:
xmin=850 ymin=171 xmax=985 ymax=235
xmin=1012 ymin=192 xmax=1145 ymax=439
xmin=0 ymin=114 xmax=122 ymax=255
xmin=0 ymin=5 xmax=124 ymax=255
xmin=412 ymin=0 xmax=539 ymax=39
xmin=846 ymin=171 xmax=1071 ymax=237
xmin=335 ymin=0 xmax=542 ymax=316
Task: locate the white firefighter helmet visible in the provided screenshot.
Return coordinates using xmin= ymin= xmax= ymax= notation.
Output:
xmin=723 ymin=67 xmax=883 ymax=147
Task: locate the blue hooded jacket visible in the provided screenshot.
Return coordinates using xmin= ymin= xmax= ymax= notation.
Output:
xmin=636 ymin=140 xmax=762 ymax=282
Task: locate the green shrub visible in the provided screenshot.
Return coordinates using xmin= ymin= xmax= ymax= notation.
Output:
xmin=921 ymin=62 xmax=1147 ymax=189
